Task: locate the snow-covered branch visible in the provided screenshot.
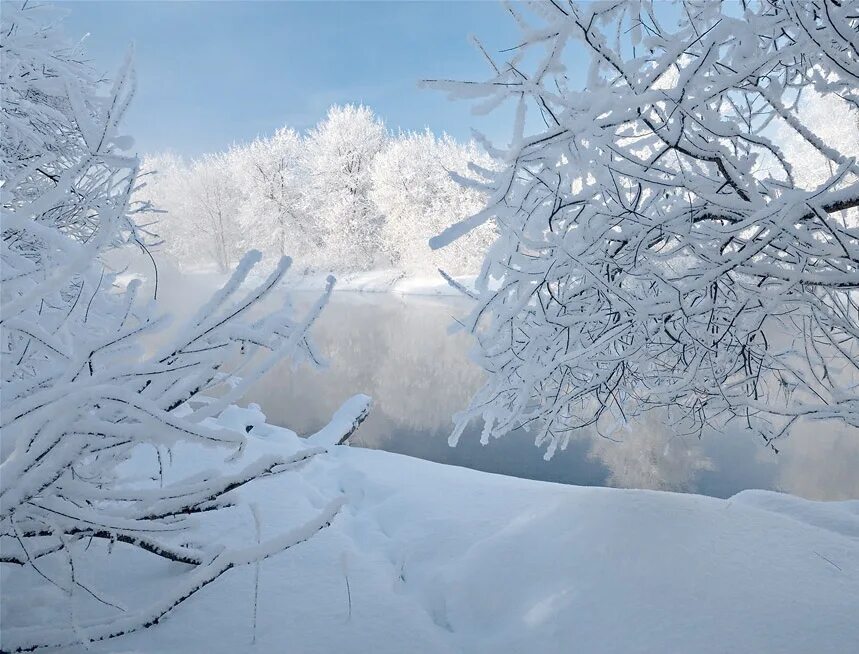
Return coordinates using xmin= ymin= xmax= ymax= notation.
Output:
xmin=0 ymin=4 xmax=368 ymax=648
xmin=428 ymin=0 xmax=859 ymax=457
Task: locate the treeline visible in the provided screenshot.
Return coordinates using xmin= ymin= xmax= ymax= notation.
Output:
xmin=138 ymin=104 xmax=498 ymax=275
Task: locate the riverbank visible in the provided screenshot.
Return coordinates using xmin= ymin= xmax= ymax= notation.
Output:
xmin=4 ymin=403 xmax=857 ymax=653
xmin=111 ymin=249 xmax=477 ymax=298
xmin=283 ymin=268 xmax=476 ymax=296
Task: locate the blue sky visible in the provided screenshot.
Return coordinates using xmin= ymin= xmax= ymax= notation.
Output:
xmin=59 ymin=1 xmax=521 ymax=157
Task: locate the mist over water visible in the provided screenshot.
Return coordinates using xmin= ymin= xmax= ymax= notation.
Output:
xmin=244 ymin=293 xmax=859 ymax=501
xmin=134 ymin=253 xmax=859 ymax=501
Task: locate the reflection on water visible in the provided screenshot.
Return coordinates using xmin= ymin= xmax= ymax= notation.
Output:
xmin=124 ymin=252 xmax=857 ymax=502
xmin=240 ymin=292 xmax=858 ymax=501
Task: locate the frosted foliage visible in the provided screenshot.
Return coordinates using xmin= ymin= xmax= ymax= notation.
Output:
xmin=304 ymin=104 xmax=387 ymax=271
xmin=138 ymin=153 xmax=189 ymax=259
xmin=184 ymin=152 xmax=246 ymax=272
xmin=428 ymin=1 xmax=859 ymax=457
xmin=136 ymin=106 xmax=503 ymax=276
xmin=775 ymin=88 xmax=859 ymax=188
xmin=139 ymin=151 xmax=245 ymax=273
xmin=0 ymin=6 xmax=359 ymax=649
xmin=372 ymin=130 xmax=497 ymax=275
xmin=234 ymin=128 xmax=316 ymax=265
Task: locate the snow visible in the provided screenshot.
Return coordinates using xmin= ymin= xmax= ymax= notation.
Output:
xmin=7 ymin=3 xmax=857 ymax=653
xmin=4 ymin=405 xmax=857 ymax=654
xmin=306 ymin=394 xmax=372 ymax=446
xmin=276 ymin=269 xmax=477 ymax=297
xmin=115 ymin=257 xmax=479 ymax=298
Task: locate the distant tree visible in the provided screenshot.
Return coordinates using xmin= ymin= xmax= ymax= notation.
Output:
xmin=429 ymin=1 xmax=859 ymax=457
xmin=371 ymin=129 xmax=498 ymax=275
xmin=138 ymin=153 xmax=197 ymax=262
xmin=0 ymin=5 xmax=364 ymax=648
xmin=138 ymin=107 xmax=507 ymax=277
xmin=185 ymin=151 xmax=245 ymax=272
xmin=776 ymin=87 xmax=859 ymax=189
xmin=139 ymin=152 xmax=244 ymax=273
xmin=234 ymin=128 xmax=315 ymax=266
xmin=137 ymin=151 xmax=244 ymax=273
xmin=304 ymin=104 xmax=387 ymax=271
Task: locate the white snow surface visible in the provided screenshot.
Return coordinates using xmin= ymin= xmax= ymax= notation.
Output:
xmin=265 ymin=268 xmax=477 ymax=296
xmin=3 ymin=405 xmax=857 ymax=653
xmin=131 ymin=262 xmax=477 ymax=297
xmin=107 ymin=247 xmax=478 ymax=300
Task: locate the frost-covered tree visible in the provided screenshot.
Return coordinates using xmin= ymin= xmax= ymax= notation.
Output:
xmin=233 ymin=128 xmax=315 ymax=265
xmin=137 ymin=109 xmax=504 ymax=276
xmin=429 ymin=1 xmax=859 ymax=457
xmin=138 ymin=151 xmax=244 ymax=273
xmin=137 ymin=153 xmax=195 ymax=261
xmin=185 ymin=151 xmax=245 ymax=272
xmin=371 ymin=129 xmax=497 ymax=275
xmin=304 ymin=104 xmax=387 ymax=270
xmin=0 ymin=5 xmax=364 ymax=649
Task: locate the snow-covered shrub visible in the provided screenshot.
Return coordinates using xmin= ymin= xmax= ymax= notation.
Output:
xmin=0 ymin=5 xmax=361 ymax=649
xmin=428 ymin=1 xmax=859 ymax=457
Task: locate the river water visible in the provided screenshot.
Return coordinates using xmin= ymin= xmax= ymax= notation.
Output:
xmin=236 ymin=291 xmax=859 ymax=501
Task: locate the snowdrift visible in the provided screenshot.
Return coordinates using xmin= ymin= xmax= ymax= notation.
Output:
xmin=2 ymin=405 xmax=857 ymax=654
xmin=264 ymin=269 xmax=477 ymax=297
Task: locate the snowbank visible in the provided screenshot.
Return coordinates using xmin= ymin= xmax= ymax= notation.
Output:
xmin=4 ymin=405 xmax=857 ymax=653
xmin=111 ymin=253 xmax=476 ymax=298
xmin=281 ymin=269 xmax=476 ymax=297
